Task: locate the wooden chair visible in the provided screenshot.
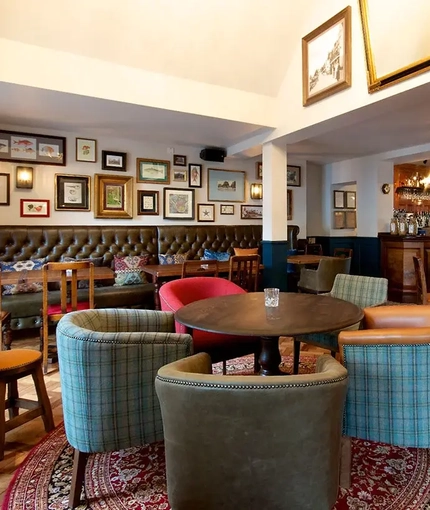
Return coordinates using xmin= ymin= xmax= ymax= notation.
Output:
xmin=41 ymin=261 xmax=95 ymax=374
xmin=333 ymin=247 xmax=353 ymax=259
xmin=0 ymin=271 xmax=12 ymax=350
xmin=0 ymin=349 xmax=54 ymax=460
xmin=181 ymin=259 xmax=219 ymax=278
xmin=305 ymin=243 xmax=323 ymax=256
xmin=228 ymin=254 xmax=261 ymax=292
xmin=413 ymin=256 xmax=430 ymax=304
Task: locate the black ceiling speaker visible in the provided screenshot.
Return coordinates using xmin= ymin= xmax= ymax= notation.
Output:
xmin=200 ymin=148 xmax=226 ymax=162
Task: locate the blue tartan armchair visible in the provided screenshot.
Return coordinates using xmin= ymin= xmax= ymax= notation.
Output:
xmin=56 ymin=308 xmax=193 ymax=509
xmin=293 ymin=274 xmax=388 ymax=373
xmin=339 ymin=305 xmax=430 ymax=447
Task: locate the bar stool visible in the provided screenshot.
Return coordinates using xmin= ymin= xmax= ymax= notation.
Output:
xmin=0 ymin=349 xmax=54 ymax=460
xmin=1 ymin=310 xmax=12 ymax=350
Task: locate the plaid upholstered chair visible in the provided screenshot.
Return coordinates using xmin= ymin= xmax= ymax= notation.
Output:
xmin=339 ymin=305 xmax=430 ymax=447
xmin=56 ymin=308 xmax=193 ymax=509
xmin=293 ymin=274 xmax=388 ymax=373
xmin=156 ymin=353 xmax=348 ymax=510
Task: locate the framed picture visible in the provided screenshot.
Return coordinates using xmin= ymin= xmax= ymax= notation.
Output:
xmin=333 ymin=211 xmax=346 ymax=229
xmin=241 ymin=205 xmax=262 ymax=220
xmin=94 ymin=174 xmax=133 ymax=219
xmin=256 ymin=162 xmax=262 ymax=179
xmin=137 ymin=190 xmax=159 ymax=215
xmin=0 ymin=173 xmax=10 ymax=205
xmin=101 ymin=150 xmax=127 ymax=171
xmin=173 ymin=155 xmax=187 ymax=167
xmin=0 ymin=129 xmax=66 ymax=166
xmin=172 ymin=169 xmax=188 ymax=183
xmin=287 ymin=165 xmax=301 ymax=187
xmin=302 ymin=6 xmax=351 ymax=106
xmin=207 ymin=168 xmax=245 ymax=202
xmin=188 ymin=163 xmax=202 ymax=188
xmin=345 ymin=210 xmax=357 ymax=228
xmin=220 ymin=204 xmax=234 ymax=215
xmin=20 ymin=199 xmax=50 ymax=218
xmin=287 ymin=189 xmax=293 ymax=220
xmin=163 ymin=188 xmax=195 ymax=220
xmin=55 ymin=174 xmax=91 ymax=211
xmin=76 ymin=138 xmax=97 ymax=162
xmin=345 ymin=191 xmax=356 ymax=209
xmin=136 ymin=158 xmax=170 ymax=184
xmin=198 ymin=203 xmax=215 ymax=222
xmin=333 ymin=190 xmax=345 ymax=209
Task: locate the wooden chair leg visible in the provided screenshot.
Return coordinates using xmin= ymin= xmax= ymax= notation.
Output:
xmin=293 ymin=340 xmax=300 ymax=374
xmin=40 ymin=320 xmax=49 ymax=375
xmin=222 ymin=360 xmax=227 ymax=375
xmin=7 ymin=380 xmax=19 ymax=419
xmin=253 ymin=351 xmax=260 ymax=374
xmin=0 ymin=380 xmax=6 ymax=461
xmin=69 ymin=449 xmax=89 ymax=509
xmin=31 ymin=364 xmax=54 ymax=433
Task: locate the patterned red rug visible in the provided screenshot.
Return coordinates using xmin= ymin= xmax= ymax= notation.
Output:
xmin=3 ymin=355 xmax=430 ymax=510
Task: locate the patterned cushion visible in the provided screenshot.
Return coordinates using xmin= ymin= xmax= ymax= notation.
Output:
xmin=62 ymin=256 xmax=104 ymax=289
xmin=114 ymin=254 xmax=149 ymax=286
xmin=233 ymin=248 xmax=258 ymax=256
xmin=0 ymin=259 xmax=45 ymax=295
xmin=202 ymin=249 xmax=230 ymax=262
xmin=158 ymin=253 xmax=189 ymax=265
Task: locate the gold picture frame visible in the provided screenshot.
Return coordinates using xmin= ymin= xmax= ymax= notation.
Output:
xmin=302 ymin=6 xmax=351 ymax=106
xmin=94 ymin=174 xmax=133 ymax=219
xmin=359 ymin=0 xmax=430 ymax=93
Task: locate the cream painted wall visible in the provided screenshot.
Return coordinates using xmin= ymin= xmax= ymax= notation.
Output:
xmin=0 ymin=123 xmax=263 ymax=227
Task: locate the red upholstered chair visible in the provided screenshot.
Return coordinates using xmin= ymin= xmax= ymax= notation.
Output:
xmin=159 ymin=277 xmax=260 ymax=374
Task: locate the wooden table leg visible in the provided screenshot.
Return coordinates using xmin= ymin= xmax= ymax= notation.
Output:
xmin=152 ymin=276 xmax=161 ymax=310
xmin=258 ymin=336 xmax=282 ymax=376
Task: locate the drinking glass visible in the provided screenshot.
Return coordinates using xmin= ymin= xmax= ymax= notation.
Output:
xmin=264 ymin=288 xmax=279 ymax=307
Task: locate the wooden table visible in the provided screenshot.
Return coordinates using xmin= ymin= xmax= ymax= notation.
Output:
xmin=175 ymin=292 xmax=363 ymax=376
xmin=1 ymin=266 xmax=114 ymax=284
xmin=287 ymin=254 xmax=327 ymax=265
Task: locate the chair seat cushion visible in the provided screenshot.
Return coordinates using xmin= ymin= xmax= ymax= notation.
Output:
xmin=47 ymin=301 xmax=91 ymax=315
xmin=0 ymin=349 xmax=41 ymax=371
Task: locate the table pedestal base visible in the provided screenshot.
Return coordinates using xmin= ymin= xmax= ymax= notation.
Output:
xmin=259 ymin=336 xmax=282 ymax=376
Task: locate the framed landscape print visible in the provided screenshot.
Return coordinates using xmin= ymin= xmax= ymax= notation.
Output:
xmin=163 ymin=188 xmax=195 ymax=220
xmin=20 ymin=199 xmax=50 ymax=218
xmin=136 ymin=158 xmax=170 ymax=184
xmin=101 ymin=150 xmax=127 ymax=171
xmin=197 ymin=204 xmax=215 ymax=222
xmin=76 ymin=138 xmax=97 ymax=162
xmin=137 ymin=190 xmax=159 ymax=215
xmin=0 ymin=129 xmax=66 ymax=166
xmin=0 ymin=173 xmax=10 ymax=205
xmin=220 ymin=204 xmax=234 ymax=215
xmin=94 ymin=174 xmax=133 ymax=219
xmin=241 ymin=205 xmax=262 ymax=220
xmin=172 ymin=168 xmax=187 ymax=183
xmin=188 ymin=163 xmax=202 ymax=188
xmin=207 ymin=168 xmax=245 ymax=202
xmin=287 ymin=165 xmax=301 ymax=187
xmin=173 ymin=155 xmax=187 ymax=167
xmin=302 ymin=6 xmax=351 ymax=106
xmin=55 ymin=174 xmax=90 ymax=211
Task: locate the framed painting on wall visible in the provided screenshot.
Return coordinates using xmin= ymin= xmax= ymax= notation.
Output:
xmin=0 ymin=173 xmax=10 ymax=205
xmin=241 ymin=205 xmax=263 ymax=220
xmin=136 ymin=158 xmax=170 ymax=184
xmin=94 ymin=174 xmax=133 ymax=219
xmin=20 ymin=199 xmax=50 ymax=217
xmin=333 ymin=190 xmax=345 ymax=209
xmin=163 ymin=188 xmax=195 ymax=220
xmin=207 ymin=168 xmax=245 ymax=202
xmin=287 ymin=189 xmax=293 ymax=220
xmin=197 ymin=203 xmax=215 ymax=222
xmin=220 ymin=204 xmax=234 ymax=215
xmin=287 ymin=165 xmax=301 ymax=187
xmin=101 ymin=150 xmax=127 ymax=171
xmin=188 ymin=164 xmax=202 ymax=188
xmin=55 ymin=174 xmax=91 ymax=211
xmin=76 ymin=138 xmax=97 ymax=162
xmin=137 ymin=190 xmax=159 ymax=215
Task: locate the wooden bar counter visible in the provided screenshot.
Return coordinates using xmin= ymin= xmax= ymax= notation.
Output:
xmin=379 ymin=232 xmax=429 ymax=303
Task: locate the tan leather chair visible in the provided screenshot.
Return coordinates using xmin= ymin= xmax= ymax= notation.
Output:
xmin=155 ymin=353 xmax=348 ymax=510
xmin=298 ymin=256 xmax=351 ymax=294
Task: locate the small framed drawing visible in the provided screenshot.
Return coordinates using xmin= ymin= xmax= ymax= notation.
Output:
xmin=333 ymin=190 xmax=345 ymax=209
xmin=136 ymin=158 xmax=170 ymax=184
xmin=0 ymin=173 xmax=10 ymax=205
xmin=76 ymin=138 xmax=97 ymax=162
xmin=241 ymin=205 xmax=263 ymax=220
xmin=220 ymin=204 xmax=234 ymax=215
xmin=345 ymin=191 xmax=356 ymax=209
xmin=198 ymin=203 xmax=215 ymax=222
xmin=208 ymin=168 xmax=245 ymax=202
xmin=287 ymin=165 xmax=301 ymax=187
xmin=20 ymin=199 xmax=50 ymax=217
xmin=94 ymin=174 xmax=133 ymax=219
xmin=333 ymin=211 xmax=346 ymax=229
xmin=137 ymin=190 xmax=159 ymax=215
xmin=188 ymin=163 xmax=202 ymax=188
xmin=55 ymin=174 xmax=91 ymax=211
xmin=256 ymin=162 xmax=262 ymax=179
xmin=173 ymin=155 xmax=187 ymax=166
xmin=101 ymin=150 xmax=127 ymax=171
xmin=302 ymin=6 xmax=351 ymax=106
xmin=287 ymin=189 xmax=293 ymax=220
xmin=345 ymin=210 xmax=357 ymax=229
xmin=163 ymin=188 xmax=195 ymax=220
xmin=172 ymin=168 xmax=188 ymax=183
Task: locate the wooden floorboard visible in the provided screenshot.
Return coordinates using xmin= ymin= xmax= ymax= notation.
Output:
xmin=0 ymin=331 xmax=328 ymax=505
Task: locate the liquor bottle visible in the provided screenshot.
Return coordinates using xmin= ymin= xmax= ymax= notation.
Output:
xmin=390 ymin=217 xmax=399 ymax=235
xmin=398 ymin=216 xmax=407 ymax=236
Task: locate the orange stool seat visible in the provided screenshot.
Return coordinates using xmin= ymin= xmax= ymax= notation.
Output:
xmin=0 ymin=349 xmax=54 ymax=460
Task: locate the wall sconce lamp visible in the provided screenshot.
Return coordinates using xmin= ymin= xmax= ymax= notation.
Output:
xmin=16 ymin=166 xmax=34 ymax=189
xmin=250 ymin=182 xmax=263 ymax=200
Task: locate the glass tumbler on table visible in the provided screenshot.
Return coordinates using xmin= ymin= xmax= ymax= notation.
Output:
xmin=264 ymin=288 xmax=279 ymax=307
